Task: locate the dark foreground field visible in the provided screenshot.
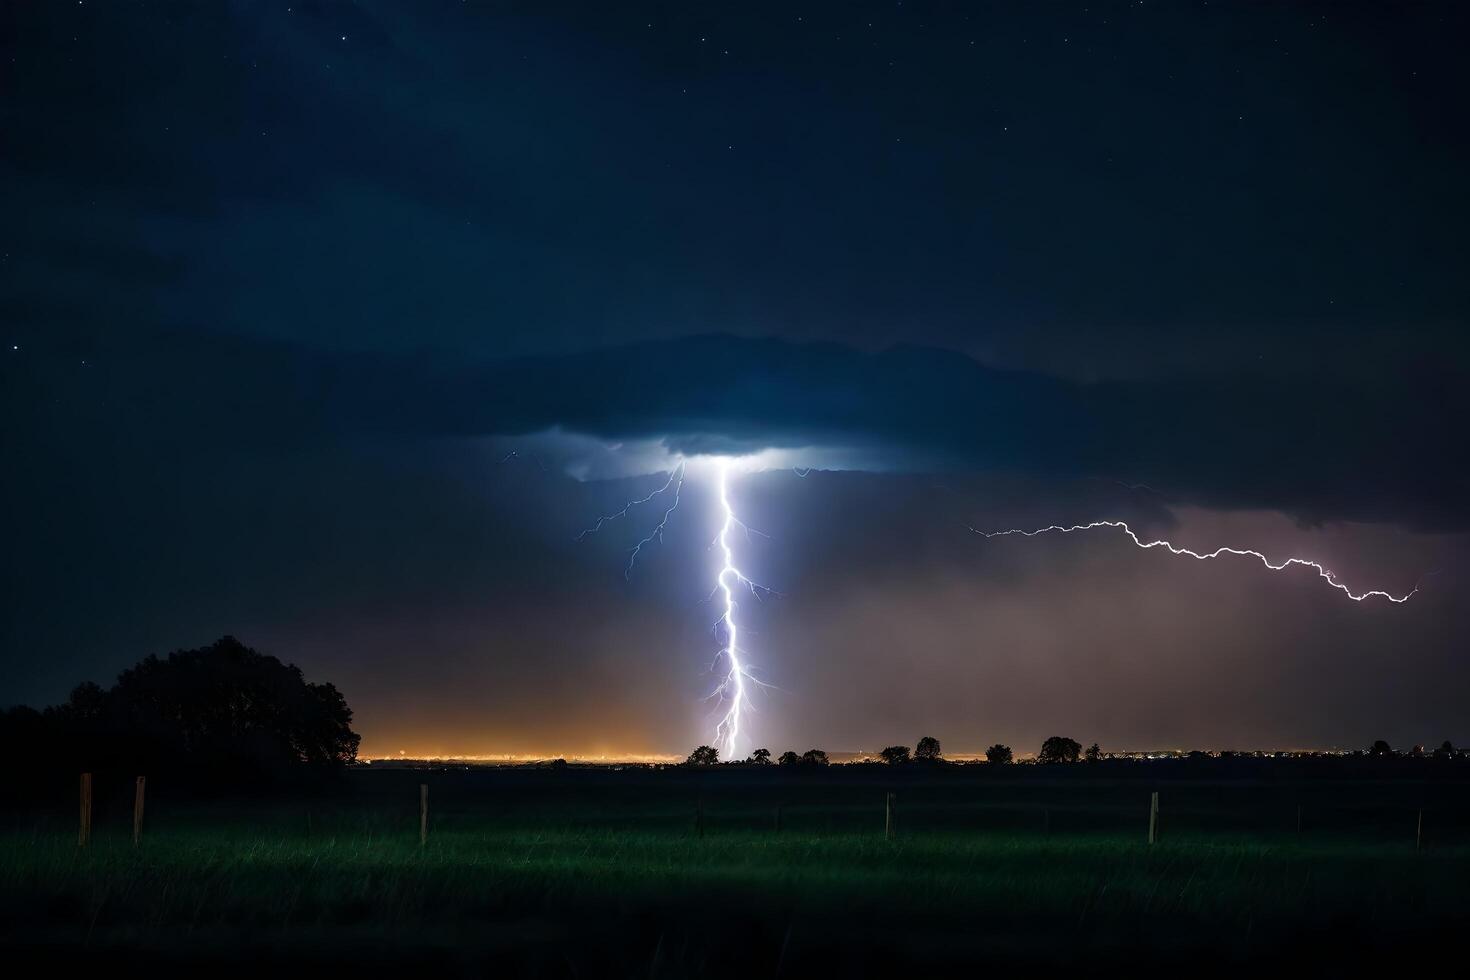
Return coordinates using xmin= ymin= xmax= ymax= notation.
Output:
xmin=4 ymin=764 xmax=1470 ymax=976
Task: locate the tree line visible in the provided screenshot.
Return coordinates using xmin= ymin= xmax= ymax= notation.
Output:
xmin=683 ymin=736 xmax=1096 ymax=767
xmin=683 ymin=735 xmax=1462 ymax=767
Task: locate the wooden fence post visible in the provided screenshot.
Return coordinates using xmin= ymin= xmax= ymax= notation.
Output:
xmin=1416 ymin=809 xmax=1423 ymax=852
xmin=1147 ymin=791 xmax=1159 ymax=844
xmin=885 ymin=792 xmax=895 ymax=840
xmin=132 ymin=776 xmax=146 ymax=846
xmin=78 ymin=773 xmax=92 ymax=847
xmin=1296 ymin=804 xmax=1302 ymax=835
xmin=419 ymin=784 xmax=428 ymax=847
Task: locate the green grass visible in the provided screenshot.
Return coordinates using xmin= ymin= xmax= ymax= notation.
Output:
xmin=4 ymin=813 xmax=1468 ymax=974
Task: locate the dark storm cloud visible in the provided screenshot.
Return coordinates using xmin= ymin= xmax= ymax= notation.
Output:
xmin=445 ymin=338 xmax=1467 ymax=531
xmin=9 ymin=329 xmax=1466 ymax=530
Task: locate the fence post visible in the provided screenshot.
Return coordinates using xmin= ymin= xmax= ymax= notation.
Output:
xmin=885 ymin=792 xmax=895 ymax=840
xmin=132 ymin=776 xmax=146 ymax=846
xmin=78 ymin=773 xmax=92 ymax=848
xmin=1417 ymin=809 xmax=1423 ymax=852
xmin=1147 ymin=791 xmax=1159 ymax=844
xmin=1296 ymin=804 xmax=1302 ymax=835
xmin=695 ymin=799 xmax=705 ymax=838
xmin=774 ymin=804 xmax=782 ymax=834
xmin=419 ymin=784 xmax=428 ymax=847
xmin=1043 ymin=807 xmax=1051 ymax=836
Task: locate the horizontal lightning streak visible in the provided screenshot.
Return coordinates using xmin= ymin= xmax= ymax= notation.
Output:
xmin=970 ymin=520 xmax=1420 ymax=603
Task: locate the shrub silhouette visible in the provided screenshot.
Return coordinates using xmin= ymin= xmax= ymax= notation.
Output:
xmin=1038 ymin=736 xmax=1082 ymax=764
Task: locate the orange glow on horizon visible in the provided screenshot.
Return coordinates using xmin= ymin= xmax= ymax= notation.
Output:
xmin=362 ymin=751 xmax=687 ymax=764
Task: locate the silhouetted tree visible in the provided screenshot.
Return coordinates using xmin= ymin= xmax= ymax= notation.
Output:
xmin=800 ymin=749 xmax=829 ymax=767
xmin=1085 ymin=742 xmax=1102 ymax=762
xmin=914 ymin=736 xmax=942 ymax=761
xmin=0 ymin=636 xmax=360 ymax=790
xmin=1369 ymin=739 xmax=1394 ymax=757
xmin=749 ymin=747 xmax=773 ymax=765
xmin=1038 ymin=736 xmax=1082 ymax=764
xmin=777 ymin=750 xmax=801 ymax=766
xmin=1434 ymin=740 xmax=1456 ymax=761
xmin=112 ymin=636 xmax=359 ymax=773
xmin=686 ymin=745 xmax=720 ymax=767
xmin=985 ymin=743 xmax=1013 ymax=765
xmin=879 ymin=745 xmax=911 ymax=765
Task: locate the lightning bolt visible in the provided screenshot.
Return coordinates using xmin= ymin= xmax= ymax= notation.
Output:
xmin=576 ymin=457 xmax=775 ymax=758
xmin=709 ymin=459 xmax=777 ymax=761
xmin=970 ymin=520 xmax=1421 ymax=603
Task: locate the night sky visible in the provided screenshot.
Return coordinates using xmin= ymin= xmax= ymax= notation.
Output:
xmin=4 ymin=1 xmax=1468 ymax=758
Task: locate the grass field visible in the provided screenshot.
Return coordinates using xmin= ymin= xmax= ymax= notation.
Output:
xmin=4 ymin=766 xmax=1469 ymax=975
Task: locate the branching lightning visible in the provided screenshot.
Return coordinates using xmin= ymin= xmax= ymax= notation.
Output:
xmin=970 ymin=520 xmax=1420 ymax=603
xmin=577 ymin=462 xmax=686 ymax=578
xmin=622 ymin=466 xmax=685 ymax=579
